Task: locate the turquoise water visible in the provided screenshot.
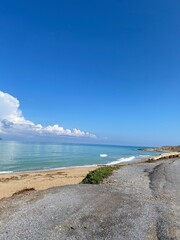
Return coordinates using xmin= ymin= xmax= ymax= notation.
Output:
xmin=0 ymin=141 xmax=158 ymax=173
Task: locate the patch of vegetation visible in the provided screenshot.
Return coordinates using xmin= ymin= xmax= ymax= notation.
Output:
xmin=81 ymin=165 xmax=120 ymax=184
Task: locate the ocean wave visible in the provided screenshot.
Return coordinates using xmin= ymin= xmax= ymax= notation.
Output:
xmin=100 ymin=154 xmax=108 ymax=158
xmin=106 ymin=155 xmax=150 ymax=165
xmin=0 ymin=171 xmax=13 ymax=174
xmin=106 ymin=156 xmax=135 ymax=165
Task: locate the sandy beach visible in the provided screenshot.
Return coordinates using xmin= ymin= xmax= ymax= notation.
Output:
xmin=0 ymin=166 xmax=97 ymax=199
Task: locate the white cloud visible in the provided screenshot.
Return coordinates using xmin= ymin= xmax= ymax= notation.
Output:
xmin=0 ymin=91 xmax=96 ymax=139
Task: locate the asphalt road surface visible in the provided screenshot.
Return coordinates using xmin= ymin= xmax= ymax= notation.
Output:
xmin=0 ymin=158 xmax=180 ymax=240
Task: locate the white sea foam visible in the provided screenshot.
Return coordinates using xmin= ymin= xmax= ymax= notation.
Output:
xmin=0 ymin=171 xmax=13 ymax=174
xmin=106 ymin=156 xmax=135 ymax=165
xmin=106 ymin=155 xmax=150 ymax=165
xmin=100 ymin=154 xmax=108 ymax=158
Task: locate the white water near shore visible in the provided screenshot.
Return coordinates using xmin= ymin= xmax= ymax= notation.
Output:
xmin=0 ymin=142 xmax=157 ymax=173
xmin=106 ymin=155 xmax=150 ymax=165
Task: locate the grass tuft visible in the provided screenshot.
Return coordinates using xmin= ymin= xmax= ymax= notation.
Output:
xmin=81 ymin=165 xmax=120 ymax=184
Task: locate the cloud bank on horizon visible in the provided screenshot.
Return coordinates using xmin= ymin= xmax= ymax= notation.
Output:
xmin=0 ymin=91 xmax=96 ymax=139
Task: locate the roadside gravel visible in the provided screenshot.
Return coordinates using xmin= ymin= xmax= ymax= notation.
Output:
xmin=0 ymin=158 xmax=179 ymax=240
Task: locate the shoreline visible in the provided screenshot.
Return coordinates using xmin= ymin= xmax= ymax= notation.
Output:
xmin=0 ymin=151 xmax=180 ymax=200
xmin=0 ymin=164 xmax=99 ymax=175
xmin=0 ymin=154 xmax=155 ymax=175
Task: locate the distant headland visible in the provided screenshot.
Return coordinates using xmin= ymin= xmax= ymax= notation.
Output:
xmin=139 ymin=145 xmax=180 ymax=152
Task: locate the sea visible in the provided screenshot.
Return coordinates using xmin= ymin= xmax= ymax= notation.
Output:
xmin=0 ymin=141 xmax=158 ymax=173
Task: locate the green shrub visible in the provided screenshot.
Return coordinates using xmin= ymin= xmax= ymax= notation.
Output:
xmin=81 ymin=165 xmax=120 ymax=184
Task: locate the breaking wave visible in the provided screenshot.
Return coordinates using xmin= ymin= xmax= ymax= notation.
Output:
xmin=106 ymin=155 xmax=150 ymax=165
xmin=100 ymin=154 xmax=108 ymax=158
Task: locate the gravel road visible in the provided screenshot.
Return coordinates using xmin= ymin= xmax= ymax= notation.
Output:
xmin=0 ymin=158 xmax=180 ymax=240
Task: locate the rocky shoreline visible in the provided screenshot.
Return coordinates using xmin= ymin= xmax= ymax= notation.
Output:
xmin=145 ymin=152 xmax=180 ymax=162
xmin=117 ymin=151 xmax=180 ymax=166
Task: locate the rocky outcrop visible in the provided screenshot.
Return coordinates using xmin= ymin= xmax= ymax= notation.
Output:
xmin=145 ymin=152 xmax=180 ymax=162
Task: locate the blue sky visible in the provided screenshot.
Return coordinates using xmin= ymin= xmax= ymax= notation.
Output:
xmin=0 ymin=0 xmax=180 ymax=146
